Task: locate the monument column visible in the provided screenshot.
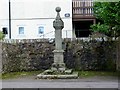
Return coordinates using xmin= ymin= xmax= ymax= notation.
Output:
xmin=37 ymin=7 xmax=78 ymax=79
xmin=52 ymin=7 xmax=65 ymax=72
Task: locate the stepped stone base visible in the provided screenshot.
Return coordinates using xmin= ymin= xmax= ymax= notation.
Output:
xmin=37 ymin=69 xmax=78 ymax=79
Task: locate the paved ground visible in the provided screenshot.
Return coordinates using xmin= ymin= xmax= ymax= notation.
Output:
xmin=1 ymin=75 xmax=119 ymax=89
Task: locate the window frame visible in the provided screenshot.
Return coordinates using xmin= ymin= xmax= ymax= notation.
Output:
xmin=38 ymin=26 xmax=44 ymax=34
xmin=18 ymin=27 xmax=24 ymax=35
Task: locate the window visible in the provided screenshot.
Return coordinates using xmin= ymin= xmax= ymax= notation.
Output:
xmin=19 ymin=27 xmax=24 ymax=34
xmin=38 ymin=26 xmax=44 ymax=34
xmin=2 ymin=27 xmax=8 ymax=34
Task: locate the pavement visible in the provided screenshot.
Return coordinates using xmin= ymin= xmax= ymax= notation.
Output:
xmin=1 ymin=75 xmax=119 ymax=89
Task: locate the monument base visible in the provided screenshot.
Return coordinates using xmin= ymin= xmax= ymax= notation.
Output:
xmin=37 ymin=69 xmax=78 ymax=79
xmin=51 ymin=63 xmax=66 ymax=72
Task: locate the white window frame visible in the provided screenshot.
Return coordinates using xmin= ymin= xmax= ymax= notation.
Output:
xmin=18 ymin=27 xmax=24 ymax=35
xmin=38 ymin=26 xmax=44 ymax=34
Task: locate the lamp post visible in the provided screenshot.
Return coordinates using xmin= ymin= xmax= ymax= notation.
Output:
xmin=9 ymin=0 xmax=11 ymax=39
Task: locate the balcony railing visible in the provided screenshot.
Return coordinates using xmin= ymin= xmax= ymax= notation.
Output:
xmin=72 ymin=0 xmax=94 ymax=17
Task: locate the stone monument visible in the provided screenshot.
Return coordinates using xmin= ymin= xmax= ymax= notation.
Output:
xmin=37 ymin=7 xmax=78 ymax=79
xmin=51 ymin=7 xmax=65 ymax=72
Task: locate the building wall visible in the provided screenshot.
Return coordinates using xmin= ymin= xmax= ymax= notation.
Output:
xmin=0 ymin=0 xmax=9 ymax=39
xmin=0 ymin=0 xmax=72 ymax=39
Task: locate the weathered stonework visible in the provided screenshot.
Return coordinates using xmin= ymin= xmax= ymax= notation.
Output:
xmin=37 ymin=7 xmax=78 ymax=79
xmin=2 ymin=38 xmax=117 ymax=73
xmin=52 ymin=7 xmax=65 ymax=72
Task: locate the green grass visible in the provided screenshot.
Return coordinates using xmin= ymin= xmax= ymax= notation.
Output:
xmin=0 ymin=70 xmax=118 ymax=79
xmin=78 ymin=71 xmax=118 ymax=78
xmin=1 ymin=71 xmax=42 ymax=79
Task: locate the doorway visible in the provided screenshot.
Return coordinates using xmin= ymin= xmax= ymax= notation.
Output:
xmin=73 ymin=21 xmax=93 ymax=38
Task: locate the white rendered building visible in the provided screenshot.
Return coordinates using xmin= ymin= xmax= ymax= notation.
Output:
xmin=0 ymin=0 xmax=73 ymax=39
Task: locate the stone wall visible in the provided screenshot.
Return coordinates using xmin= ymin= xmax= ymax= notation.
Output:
xmin=1 ymin=39 xmax=117 ymax=73
xmin=116 ymin=37 xmax=120 ymax=71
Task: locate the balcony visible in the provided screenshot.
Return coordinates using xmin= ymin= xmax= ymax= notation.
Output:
xmin=72 ymin=0 xmax=96 ymax=21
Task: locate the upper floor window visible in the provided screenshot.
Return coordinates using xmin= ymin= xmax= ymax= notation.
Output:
xmin=38 ymin=26 xmax=44 ymax=34
xmin=19 ymin=27 xmax=24 ymax=34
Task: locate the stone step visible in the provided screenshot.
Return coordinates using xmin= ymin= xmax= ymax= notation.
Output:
xmin=37 ymin=71 xmax=78 ymax=79
xmin=64 ymin=69 xmax=73 ymax=74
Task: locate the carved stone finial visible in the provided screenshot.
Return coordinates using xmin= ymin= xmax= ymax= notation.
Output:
xmin=53 ymin=7 xmax=64 ymax=30
xmin=55 ymin=7 xmax=61 ymax=12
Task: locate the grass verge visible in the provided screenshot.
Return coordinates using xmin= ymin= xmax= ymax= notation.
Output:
xmin=78 ymin=71 xmax=118 ymax=78
xmin=1 ymin=71 xmax=42 ymax=79
xmin=0 ymin=71 xmax=118 ymax=79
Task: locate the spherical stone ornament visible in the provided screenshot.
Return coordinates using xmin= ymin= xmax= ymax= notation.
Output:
xmin=56 ymin=7 xmax=61 ymax=12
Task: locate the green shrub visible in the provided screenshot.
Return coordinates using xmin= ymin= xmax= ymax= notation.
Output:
xmin=0 ymin=31 xmax=5 ymax=40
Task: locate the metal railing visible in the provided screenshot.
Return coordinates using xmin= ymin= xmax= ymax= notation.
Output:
xmin=39 ymin=31 xmax=55 ymax=38
xmin=39 ymin=30 xmax=72 ymax=38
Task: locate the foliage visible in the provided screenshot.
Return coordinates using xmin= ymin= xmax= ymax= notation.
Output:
xmin=91 ymin=2 xmax=120 ymax=38
xmin=0 ymin=31 xmax=5 ymax=40
xmin=90 ymin=23 xmax=109 ymax=34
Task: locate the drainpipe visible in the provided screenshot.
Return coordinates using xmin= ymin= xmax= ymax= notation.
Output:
xmin=9 ymin=0 xmax=11 ymax=39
